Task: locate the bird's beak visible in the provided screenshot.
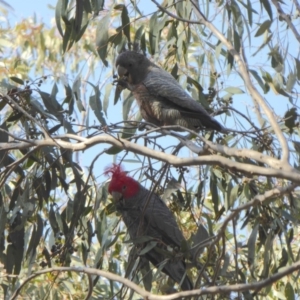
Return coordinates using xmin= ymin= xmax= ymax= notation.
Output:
xmin=117 ymin=65 xmax=128 ymax=78
xmin=111 ymin=191 xmax=122 ymax=202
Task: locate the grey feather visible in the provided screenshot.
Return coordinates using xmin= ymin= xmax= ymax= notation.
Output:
xmin=116 ymin=183 xmax=193 ymax=290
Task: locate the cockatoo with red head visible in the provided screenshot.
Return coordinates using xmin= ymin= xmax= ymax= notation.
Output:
xmin=105 ymin=164 xmax=193 ymax=291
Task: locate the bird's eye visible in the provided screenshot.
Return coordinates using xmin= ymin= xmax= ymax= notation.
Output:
xmin=128 ymin=63 xmax=132 ymax=67
xmin=122 ymin=185 xmax=127 ymax=191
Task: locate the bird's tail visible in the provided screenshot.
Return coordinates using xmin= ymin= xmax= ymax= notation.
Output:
xmin=146 ymin=251 xmax=193 ymax=290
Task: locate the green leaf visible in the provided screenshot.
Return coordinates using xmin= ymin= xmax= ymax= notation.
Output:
xmin=88 ymin=84 xmax=107 ymax=126
xmin=250 ymin=69 xmax=267 ymax=93
xmin=55 ymin=0 xmax=68 ymax=37
xmin=62 ymin=18 xmax=73 ymax=53
xmin=140 ymin=259 xmax=152 ymax=291
xmin=114 ymin=85 xmax=123 ymax=105
xmin=276 ymin=247 xmax=288 ymax=271
xmin=102 ymin=83 xmax=112 ymax=116
xmin=0 ymin=121 xmax=8 ymax=144
xmin=260 ymin=0 xmax=272 ymax=20
xmin=220 ymin=253 xmax=230 ymax=276
xmin=122 ymin=91 xmax=134 ymax=121
xmin=91 ymin=0 xmax=104 ymax=14
xmin=210 ymin=173 xmax=220 ymax=217
xmin=284 ymin=108 xmax=297 ymax=133
xmin=49 ymin=204 xmax=60 ymax=236
xmin=252 ymin=33 xmax=273 ymax=56
xmin=224 ymin=87 xmax=245 ymax=94
xmin=39 ymin=89 xmax=62 ymax=117
xmin=149 ymin=12 xmax=158 ymax=55
xmin=9 ymin=76 xmax=24 ymax=85
xmin=261 ymin=233 xmax=273 ymax=278
xmin=96 ymin=13 xmax=110 ymax=67
xmin=105 ymin=145 xmax=123 ymax=155
xmin=121 ymin=5 xmax=130 ymax=44
xmin=72 ymin=75 xmax=85 ymax=112
xmin=61 ymin=77 xmax=74 ymax=115
xmin=247 ymin=0 xmax=254 ymax=27
xmin=295 ymin=57 xmax=300 ymax=80
xmin=74 ymin=0 xmax=83 ymax=36
xmin=139 ymin=241 xmax=157 ymax=255
xmin=228 ymin=184 xmax=239 ymax=209
xmin=187 ymin=76 xmax=203 ymax=95
xmin=255 ymin=20 xmax=272 ymax=37
xmin=247 ymin=223 xmax=259 ymax=266
xmin=285 ymin=282 xmax=295 ymax=300
xmin=134 ymin=25 xmax=144 ymax=45
xmin=30 ymin=99 xmax=57 ymax=120
xmin=286 ymin=71 xmax=297 ymax=92
xmin=26 ymin=214 xmax=44 ymax=260
xmin=190 ymin=224 xmax=209 ymax=258
xmin=233 ymin=30 xmax=241 ymax=52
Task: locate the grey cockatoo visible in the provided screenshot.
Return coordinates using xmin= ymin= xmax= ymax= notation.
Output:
xmin=105 ymin=164 xmax=193 ymax=291
xmin=115 ymin=50 xmax=223 ymax=132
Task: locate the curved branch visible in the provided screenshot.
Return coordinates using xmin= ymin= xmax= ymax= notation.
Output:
xmin=9 ymin=266 xmax=150 ymax=300
xmin=0 ymin=133 xmax=300 ymax=182
xmin=10 ymin=261 xmax=300 ymax=300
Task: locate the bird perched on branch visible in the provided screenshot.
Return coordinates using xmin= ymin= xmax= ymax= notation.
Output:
xmin=105 ymin=164 xmax=193 ymax=291
xmin=115 ymin=50 xmax=223 ymax=132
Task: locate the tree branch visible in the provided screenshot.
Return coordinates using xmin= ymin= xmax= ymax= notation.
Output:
xmin=293 ymin=0 xmax=300 ymax=14
xmin=0 ymin=132 xmax=300 ymax=182
xmin=10 ymin=261 xmax=300 ymax=300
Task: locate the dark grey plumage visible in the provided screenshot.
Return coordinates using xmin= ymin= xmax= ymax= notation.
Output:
xmin=106 ymin=164 xmax=193 ymax=291
xmin=115 ymin=51 xmax=223 ymax=132
xmin=120 ymin=186 xmax=193 ymax=291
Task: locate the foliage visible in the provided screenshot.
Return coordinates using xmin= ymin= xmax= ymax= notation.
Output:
xmin=0 ymin=0 xmax=300 ymax=299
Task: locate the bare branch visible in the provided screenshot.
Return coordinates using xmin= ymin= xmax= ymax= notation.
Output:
xmin=1 ymin=132 xmax=300 ymax=182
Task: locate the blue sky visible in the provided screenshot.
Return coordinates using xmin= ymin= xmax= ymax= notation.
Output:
xmin=8 ymin=1 xmax=53 ymax=23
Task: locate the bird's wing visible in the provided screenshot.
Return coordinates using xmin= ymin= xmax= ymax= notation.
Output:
xmin=142 ymin=66 xmax=223 ymax=131
xmin=142 ymin=191 xmax=186 ymax=248
xmin=143 ymin=67 xmax=211 ymax=115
